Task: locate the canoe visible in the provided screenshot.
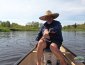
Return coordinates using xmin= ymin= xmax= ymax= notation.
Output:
xmin=15 ymin=45 xmax=85 ymax=65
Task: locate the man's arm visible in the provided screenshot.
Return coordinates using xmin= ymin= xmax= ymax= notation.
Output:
xmin=40 ymin=29 xmax=50 ymax=41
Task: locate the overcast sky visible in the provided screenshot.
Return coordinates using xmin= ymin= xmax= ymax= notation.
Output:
xmin=0 ymin=0 xmax=85 ymax=26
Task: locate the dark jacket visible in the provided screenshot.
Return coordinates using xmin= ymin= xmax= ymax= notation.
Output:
xmin=36 ymin=20 xmax=63 ymax=43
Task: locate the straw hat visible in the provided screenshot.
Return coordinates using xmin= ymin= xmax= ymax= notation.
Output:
xmin=39 ymin=10 xmax=59 ymax=21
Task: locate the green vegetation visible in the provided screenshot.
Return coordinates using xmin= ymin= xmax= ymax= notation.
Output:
xmin=0 ymin=21 xmax=41 ymax=32
xmin=63 ymin=23 xmax=85 ymax=31
xmin=0 ymin=21 xmax=85 ymax=32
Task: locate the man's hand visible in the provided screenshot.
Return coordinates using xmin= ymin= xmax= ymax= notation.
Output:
xmin=43 ymin=29 xmax=50 ymax=39
xmin=49 ymin=28 xmax=56 ymax=34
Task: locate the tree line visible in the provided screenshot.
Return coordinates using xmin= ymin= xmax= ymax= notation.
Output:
xmin=63 ymin=22 xmax=85 ymax=31
xmin=0 ymin=21 xmax=85 ymax=32
xmin=0 ymin=21 xmax=41 ymax=32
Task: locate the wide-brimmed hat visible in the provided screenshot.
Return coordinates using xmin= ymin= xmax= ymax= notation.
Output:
xmin=39 ymin=10 xmax=59 ymax=21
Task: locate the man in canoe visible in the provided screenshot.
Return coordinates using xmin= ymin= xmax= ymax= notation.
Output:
xmin=36 ymin=10 xmax=67 ymax=65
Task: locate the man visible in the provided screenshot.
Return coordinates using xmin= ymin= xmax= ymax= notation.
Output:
xmin=36 ymin=10 xmax=67 ymax=65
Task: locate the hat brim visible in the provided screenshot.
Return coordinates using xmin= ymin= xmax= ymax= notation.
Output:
xmin=39 ymin=13 xmax=59 ymax=21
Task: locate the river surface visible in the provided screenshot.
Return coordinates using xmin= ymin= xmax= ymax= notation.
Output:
xmin=0 ymin=31 xmax=85 ymax=65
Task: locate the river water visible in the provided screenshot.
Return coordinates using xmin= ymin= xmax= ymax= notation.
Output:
xmin=0 ymin=31 xmax=85 ymax=65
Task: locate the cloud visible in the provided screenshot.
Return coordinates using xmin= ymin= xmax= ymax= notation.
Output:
xmin=81 ymin=0 xmax=85 ymax=5
xmin=0 ymin=0 xmax=85 ymax=26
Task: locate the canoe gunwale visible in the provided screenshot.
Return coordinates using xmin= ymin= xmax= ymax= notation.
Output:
xmin=62 ymin=45 xmax=76 ymax=57
xmin=61 ymin=45 xmax=85 ymax=65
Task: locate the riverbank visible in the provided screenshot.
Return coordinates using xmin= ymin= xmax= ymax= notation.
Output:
xmin=0 ymin=27 xmax=85 ymax=32
xmin=0 ymin=28 xmax=39 ymax=32
xmin=62 ymin=29 xmax=85 ymax=32
xmin=63 ymin=23 xmax=85 ymax=32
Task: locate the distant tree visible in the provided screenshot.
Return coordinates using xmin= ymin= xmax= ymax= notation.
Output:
xmin=26 ymin=21 xmax=39 ymax=28
xmin=1 ymin=22 xmax=6 ymax=27
xmin=0 ymin=21 xmax=2 ymax=26
xmin=0 ymin=21 xmax=10 ymax=27
xmin=67 ymin=25 xmax=71 ymax=28
xmin=32 ymin=22 xmax=39 ymax=28
xmin=11 ymin=23 xmax=19 ymax=27
xmin=84 ymin=22 xmax=85 ymax=25
xmin=39 ymin=23 xmax=43 ymax=28
xmin=73 ymin=23 xmax=77 ymax=28
xmin=5 ymin=21 xmax=10 ymax=27
xmin=0 ymin=21 xmax=2 ymax=23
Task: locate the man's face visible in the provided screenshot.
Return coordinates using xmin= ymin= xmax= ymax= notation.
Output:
xmin=46 ymin=17 xmax=53 ymax=23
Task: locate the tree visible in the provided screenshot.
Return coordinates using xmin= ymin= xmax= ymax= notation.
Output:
xmin=1 ymin=22 xmax=6 ymax=27
xmin=67 ymin=25 xmax=71 ymax=28
xmin=0 ymin=21 xmax=2 ymax=26
xmin=0 ymin=21 xmax=10 ymax=27
xmin=5 ymin=21 xmax=10 ymax=27
xmin=0 ymin=21 xmax=2 ymax=24
xmin=26 ymin=21 xmax=39 ymax=28
xmin=84 ymin=22 xmax=85 ymax=25
xmin=72 ymin=23 xmax=77 ymax=29
xmin=11 ymin=23 xmax=19 ymax=27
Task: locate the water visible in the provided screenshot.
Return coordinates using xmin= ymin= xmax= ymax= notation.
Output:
xmin=0 ymin=31 xmax=37 ymax=65
xmin=0 ymin=31 xmax=85 ymax=65
xmin=62 ymin=31 xmax=85 ymax=57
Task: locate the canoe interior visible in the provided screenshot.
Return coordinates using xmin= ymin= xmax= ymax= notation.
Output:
xmin=16 ymin=48 xmax=59 ymax=65
xmin=15 ymin=45 xmax=85 ymax=65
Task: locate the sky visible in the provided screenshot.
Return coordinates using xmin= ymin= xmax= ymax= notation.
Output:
xmin=0 ymin=0 xmax=85 ymax=26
